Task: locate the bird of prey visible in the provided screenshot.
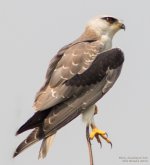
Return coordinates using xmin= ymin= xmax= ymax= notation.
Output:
xmin=13 ymin=15 xmax=125 ymax=159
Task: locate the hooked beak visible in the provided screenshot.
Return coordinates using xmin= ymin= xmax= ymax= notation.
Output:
xmin=120 ymin=23 xmax=126 ymax=30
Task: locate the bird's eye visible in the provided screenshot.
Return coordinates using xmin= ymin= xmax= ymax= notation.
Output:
xmin=102 ymin=17 xmax=117 ymax=24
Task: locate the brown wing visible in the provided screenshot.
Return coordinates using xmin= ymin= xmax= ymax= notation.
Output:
xmin=34 ymin=40 xmax=102 ymax=111
xmin=42 ymin=48 xmax=124 ymax=135
xmin=14 ymin=48 xmax=124 ymax=158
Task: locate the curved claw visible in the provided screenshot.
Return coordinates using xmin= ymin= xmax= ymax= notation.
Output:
xmin=89 ymin=125 xmax=112 ymax=148
xmin=105 ymin=132 xmax=108 ymax=138
xmin=109 ymin=141 xmax=113 ymax=148
xmin=99 ymin=141 xmax=102 ymax=148
xmin=99 ymin=142 xmax=102 ymax=148
xmin=95 ymin=134 xmax=102 ymax=148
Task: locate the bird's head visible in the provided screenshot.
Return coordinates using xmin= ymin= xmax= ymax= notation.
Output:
xmin=86 ymin=15 xmax=125 ymax=38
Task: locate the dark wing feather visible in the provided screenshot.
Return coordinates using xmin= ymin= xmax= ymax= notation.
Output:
xmin=65 ymin=48 xmax=124 ymax=86
xmin=16 ymin=110 xmax=51 ymax=135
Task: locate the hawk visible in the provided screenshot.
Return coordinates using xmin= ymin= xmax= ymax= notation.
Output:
xmin=13 ymin=15 xmax=125 ymax=159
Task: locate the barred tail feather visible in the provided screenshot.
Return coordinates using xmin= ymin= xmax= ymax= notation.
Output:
xmin=38 ymin=134 xmax=56 ymax=159
xmin=13 ymin=127 xmax=43 ymax=158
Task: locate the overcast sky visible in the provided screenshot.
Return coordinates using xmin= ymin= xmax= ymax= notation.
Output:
xmin=0 ymin=0 xmax=150 ymax=165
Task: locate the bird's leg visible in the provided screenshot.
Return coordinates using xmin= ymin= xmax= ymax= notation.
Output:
xmin=89 ymin=106 xmax=112 ymax=147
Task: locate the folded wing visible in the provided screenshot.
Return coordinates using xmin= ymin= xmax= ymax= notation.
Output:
xmin=14 ymin=48 xmax=124 ymax=158
xmin=33 ymin=40 xmax=101 ymax=111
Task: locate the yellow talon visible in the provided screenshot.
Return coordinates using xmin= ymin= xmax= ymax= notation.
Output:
xmin=89 ymin=126 xmax=112 ymax=147
xmin=90 ymin=128 xmax=106 ymax=139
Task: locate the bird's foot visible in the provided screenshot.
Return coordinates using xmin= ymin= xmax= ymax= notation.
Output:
xmin=89 ymin=127 xmax=112 ymax=147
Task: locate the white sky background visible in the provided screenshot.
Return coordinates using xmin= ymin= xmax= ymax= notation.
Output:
xmin=0 ymin=0 xmax=150 ymax=165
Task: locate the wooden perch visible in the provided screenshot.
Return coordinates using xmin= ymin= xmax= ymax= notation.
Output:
xmin=86 ymin=125 xmax=94 ymax=165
